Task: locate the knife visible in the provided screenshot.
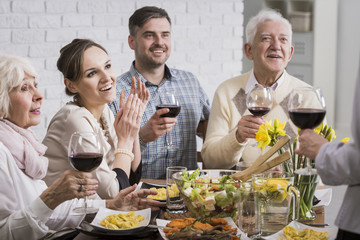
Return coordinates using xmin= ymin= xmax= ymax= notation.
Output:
xmin=302 ymin=223 xmax=329 ymax=227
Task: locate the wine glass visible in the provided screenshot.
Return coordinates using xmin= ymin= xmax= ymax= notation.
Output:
xmin=156 ymin=90 xmax=181 ymax=150
xmin=68 ymin=132 xmax=103 ymax=214
xmin=288 ymin=86 xmax=326 ymax=174
xmin=246 ymin=84 xmax=273 ymax=117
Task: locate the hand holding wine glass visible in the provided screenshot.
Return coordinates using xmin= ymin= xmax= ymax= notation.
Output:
xmin=68 ymin=131 xmax=103 ymax=214
xmin=246 ymin=84 xmax=273 ymax=117
xmin=288 ymin=86 xmax=326 ymax=174
xmin=156 ymin=90 xmax=181 ymax=150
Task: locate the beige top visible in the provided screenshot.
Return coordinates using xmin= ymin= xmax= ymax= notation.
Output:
xmin=201 ymin=70 xmax=311 ymax=169
xmin=43 ymin=102 xmax=119 ymax=199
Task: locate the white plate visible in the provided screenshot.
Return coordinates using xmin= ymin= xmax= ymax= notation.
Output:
xmin=156 ymin=217 xmax=251 ymax=240
xmin=90 ymin=207 xmax=151 ymax=233
xmin=263 ymin=221 xmax=337 ymax=240
xmin=314 ymin=188 xmax=332 ymax=206
xmin=136 ymin=181 xmax=166 ymax=191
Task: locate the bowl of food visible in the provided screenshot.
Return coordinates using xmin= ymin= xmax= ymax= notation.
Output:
xmin=172 ymin=169 xmax=242 ymax=219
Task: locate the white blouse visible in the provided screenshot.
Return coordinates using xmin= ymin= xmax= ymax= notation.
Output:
xmin=0 ymin=142 xmax=104 ymax=239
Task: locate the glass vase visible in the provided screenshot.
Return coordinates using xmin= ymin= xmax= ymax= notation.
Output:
xmin=294 ymin=172 xmax=319 ymax=221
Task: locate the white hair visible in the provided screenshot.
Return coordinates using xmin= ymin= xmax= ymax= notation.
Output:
xmin=0 ymin=53 xmax=38 ymax=119
xmin=246 ymin=8 xmax=293 ymax=45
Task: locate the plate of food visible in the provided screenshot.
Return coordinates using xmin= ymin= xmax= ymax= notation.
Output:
xmin=139 ymin=182 xmax=179 ymax=202
xmin=263 ymin=221 xmax=337 ymax=240
xmin=90 ymin=207 xmax=151 ymax=233
xmin=156 ymin=217 xmax=250 ymax=240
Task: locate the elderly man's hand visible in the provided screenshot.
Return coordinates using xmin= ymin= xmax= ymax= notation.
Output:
xmin=106 ymin=185 xmax=165 ymax=211
xmin=236 ymin=115 xmax=265 ymax=143
xmin=295 ymin=129 xmax=328 ymax=160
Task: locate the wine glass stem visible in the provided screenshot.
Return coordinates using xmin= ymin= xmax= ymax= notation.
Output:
xmin=84 ymin=196 xmax=88 ymax=212
xmin=166 ymin=132 xmax=173 ymax=147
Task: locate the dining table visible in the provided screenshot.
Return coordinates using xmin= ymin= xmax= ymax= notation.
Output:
xmin=74 ymin=178 xmax=326 ymax=240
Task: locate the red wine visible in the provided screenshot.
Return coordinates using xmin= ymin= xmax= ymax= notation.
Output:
xmin=289 ymin=108 xmax=326 ymax=129
xmin=69 ymin=152 xmax=103 ymax=172
xmin=248 ymin=107 xmax=270 ymax=116
xmin=156 ymin=104 xmax=181 ymax=118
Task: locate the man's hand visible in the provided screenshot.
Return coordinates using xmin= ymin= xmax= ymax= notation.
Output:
xmin=295 ymin=129 xmax=328 ymax=160
xmin=236 ymin=115 xmax=265 ymax=143
xmin=139 ymin=109 xmax=177 ymax=143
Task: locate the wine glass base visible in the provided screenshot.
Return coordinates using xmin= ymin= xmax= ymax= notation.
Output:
xmin=166 ymin=208 xmax=187 ymax=214
xmin=73 ymin=206 xmax=98 ymax=214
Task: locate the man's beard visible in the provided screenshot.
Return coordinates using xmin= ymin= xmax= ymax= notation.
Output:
xmin=137 ymin=52 xmax=169 ymax=69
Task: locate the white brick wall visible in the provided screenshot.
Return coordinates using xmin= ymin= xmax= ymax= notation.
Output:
xmin=0 ymin=0 xmax=244 ymax=140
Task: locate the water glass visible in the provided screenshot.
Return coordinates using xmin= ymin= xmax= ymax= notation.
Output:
xmin=236 ymin=161 xmax=251 ymax=171
xmin=166 ymin=166 xmax=187 ymax=213
xmin=237 ymin=181 xmax=260 ymax=238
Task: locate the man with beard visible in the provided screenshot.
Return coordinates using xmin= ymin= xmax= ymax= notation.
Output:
xmin=109 ymin=6 xmax=210 ymax=179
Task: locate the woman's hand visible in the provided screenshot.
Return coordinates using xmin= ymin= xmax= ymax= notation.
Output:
xmin=106 ymin=185 xmax=164 ymax=211
xmin=114 ymin=76 xmax=150 ymax=149
xmin=131 ymin=76 xmax=150 ymax=117
xmin=40 ymin=170 xmax=98 ymax=210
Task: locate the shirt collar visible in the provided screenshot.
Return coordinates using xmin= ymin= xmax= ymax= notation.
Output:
xmin=245 ymin=69 xmax=286 ymax=93
xmin=129 ymin=61 xmax=174 ymax=87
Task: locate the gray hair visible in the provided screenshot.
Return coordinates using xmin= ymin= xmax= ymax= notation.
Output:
xmin=0 ymin=53 xmax=38 ymax=119
xmin=246 ymin=9 xmax=292 ymax=45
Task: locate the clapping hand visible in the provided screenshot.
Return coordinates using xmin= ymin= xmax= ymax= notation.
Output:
xmin=114 ymin=76 xmax=150 ymax=147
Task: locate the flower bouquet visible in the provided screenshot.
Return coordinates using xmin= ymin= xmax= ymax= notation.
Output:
xmin=255 ymin=120 xmax=348 ymax=221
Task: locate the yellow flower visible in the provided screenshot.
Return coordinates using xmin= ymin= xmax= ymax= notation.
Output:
xmin=341 ymin=137 xmax=350 ymax=143
xmin=274 ymin=119 xmax=286 ymax=136
xmin=314 ymin=125 xmax=321 ymax=135
xmin=256 ymin=123 xmax=271 ymax=152
xmin=318 ymin=123 xmax=336 ymax=141
xmin=255 ymin=119 xmax=287 ymax=152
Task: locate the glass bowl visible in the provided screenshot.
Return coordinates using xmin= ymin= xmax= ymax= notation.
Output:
xmin=172 ymin=170 xmax=242 ymax=219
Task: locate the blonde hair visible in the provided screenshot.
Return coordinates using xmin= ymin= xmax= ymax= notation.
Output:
xmin=0 ymin=53 xmax=38 ymax=118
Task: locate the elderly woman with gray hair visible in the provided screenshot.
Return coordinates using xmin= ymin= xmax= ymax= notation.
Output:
xmin=0 ymin=53 xmax=162 ymax=240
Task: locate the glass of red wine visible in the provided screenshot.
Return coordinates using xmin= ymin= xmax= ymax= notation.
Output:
xmin=288 ymin=86 xmax=326 ymax=174
xmin=68 ymin=131 xmax=103 ymax=214
xmin=246 ymin=84 xmax=273 ymax=117
xmin=156 ymin=90 xmax=181 ymax=150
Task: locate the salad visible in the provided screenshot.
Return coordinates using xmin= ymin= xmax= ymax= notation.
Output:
xmin=176 ymin=169 xmax=242 ymax=218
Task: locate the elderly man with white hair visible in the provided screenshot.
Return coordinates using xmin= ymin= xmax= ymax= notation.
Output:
xmin=202 ymin=9 xmax=312 ymax=169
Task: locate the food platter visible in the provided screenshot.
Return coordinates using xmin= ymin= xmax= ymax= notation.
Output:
xmin=89 ymin=207 xmax=150 ymax=233
xmin=156 ymin=217 xmax=250 ymax=240
xmin=263 ymin=221 xmax=337 ymax=240
xmin=139 ymin=182 xmax=176 ymax=202
xmin=76 ymin=221 xmax=157 ymax=239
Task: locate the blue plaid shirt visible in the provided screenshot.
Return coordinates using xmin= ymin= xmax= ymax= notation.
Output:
xmin=109 ymin=62 xmax=210 ymax=179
